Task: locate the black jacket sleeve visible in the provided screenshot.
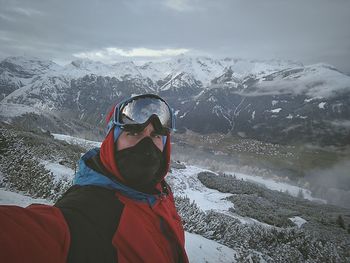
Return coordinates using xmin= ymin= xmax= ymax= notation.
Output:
xmin=55 ymin=185 xmax=124 ymax=263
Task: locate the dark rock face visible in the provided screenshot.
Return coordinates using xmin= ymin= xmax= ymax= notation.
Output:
xmin=172 ymin=88 xmax=350 ymax=145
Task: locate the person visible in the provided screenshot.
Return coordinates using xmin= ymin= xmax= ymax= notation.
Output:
xmin=0 ymin=93 xmax=189 ymax=263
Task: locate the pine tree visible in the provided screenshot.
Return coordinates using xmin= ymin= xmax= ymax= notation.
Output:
xmin=297 ymin=189 xmax=304 ymax=199
xmin=336 ymin=215 xmax=345 ymax=229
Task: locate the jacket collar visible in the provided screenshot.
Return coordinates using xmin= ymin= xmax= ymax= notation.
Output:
xmin=74 ymin=148 xmax=159 ymax=206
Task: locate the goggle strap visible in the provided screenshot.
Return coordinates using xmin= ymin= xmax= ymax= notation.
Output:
xmin=106 ymin=119 xmax=115 ymax=135
xmin=171 ymin=108 xmax=176 ymax=131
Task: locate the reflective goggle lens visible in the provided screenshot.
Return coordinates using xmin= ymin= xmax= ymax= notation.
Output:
xmin=115 ymin=95 xmax=174 ymax=133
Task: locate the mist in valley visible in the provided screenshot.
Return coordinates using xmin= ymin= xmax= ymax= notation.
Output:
xmin=305 ymin=160 xmax=350 ymax=208
xmin=172 ymin=140 xmax=350 ymax=209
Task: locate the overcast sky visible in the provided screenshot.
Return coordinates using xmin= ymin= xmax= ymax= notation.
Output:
xmin=0 ymin=0 xmax=349 ymax=73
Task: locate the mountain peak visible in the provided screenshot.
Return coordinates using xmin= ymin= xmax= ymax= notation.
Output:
xmin=1 ymin=56 xmax=59 ymax=75
xmin=70 ymin=59 xmax=107 ymax=69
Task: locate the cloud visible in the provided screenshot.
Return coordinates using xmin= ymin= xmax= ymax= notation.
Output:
xmin=106 ymin=47 xmax=190 ymax=57
xmin=306 ymin=160 xmax=350 ymax=208
xmin=73 ymin=47 xmax=190 ymax=63
xmin=163 ymin=0 xmax=203 ymax=12
xmin=0 ymin=33 xmax=13 ymax=42
xmin=329 ymin=120 xmax=350 ymax=128
xmin=0 ymin=13 xmax=15 ymax=22
xmin=0 ymin=0 xmax=349 ymax=73
xmin=11 ymin=7 xmax=43 ymax=17
xmin=164 ymin=0 xmax=191 ymax=11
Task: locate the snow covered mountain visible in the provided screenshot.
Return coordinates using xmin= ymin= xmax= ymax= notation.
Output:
xmin=1 ymin=56 xmax=349 ymax=145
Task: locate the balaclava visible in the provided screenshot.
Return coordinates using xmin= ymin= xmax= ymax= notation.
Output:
xmin=115 ymin=135 xmax=165 ymax=191
xmin=100 ymin=106 xmax=171 ymax=193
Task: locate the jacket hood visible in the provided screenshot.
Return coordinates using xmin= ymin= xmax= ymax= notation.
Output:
xmin=99 ymin=105 xmax=171 ymax=186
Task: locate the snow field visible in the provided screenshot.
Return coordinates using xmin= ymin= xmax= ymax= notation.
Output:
xmin=225 ymin=170 xmax=326 ymax=203
xmin=169 ymin=165 xmax=233 ymax=212
xmin=52 ymin=133 xmax=102 ymax=149
xmin=0 ymin=188 xmax=53 ymax=207
xmin=289 ymin=216 xmax=307 ymax=228
xmin=40 ymin=160 xmax=75 ymax=183
xmin=185 ymin=232 xmax=237 ymax=263
xmin=0 ymin=103 xmax=42 ymax=118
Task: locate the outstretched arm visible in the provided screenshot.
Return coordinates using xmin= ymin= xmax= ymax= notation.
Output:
xmin=0 ymin=204 xmax=70 ymax=263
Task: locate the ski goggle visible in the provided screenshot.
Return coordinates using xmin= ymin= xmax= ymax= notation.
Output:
xmin=107 ymin=94 xmax=176 ymax=135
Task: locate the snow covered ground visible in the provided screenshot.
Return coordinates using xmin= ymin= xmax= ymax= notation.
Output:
xmin=52 ymin=133 xmax=101 ymax=149
xmin=168 ymin=165 xmax=310 ymax=226
xmin=289 ymin=216 xmax=307 ymax=228
xmin=40 ymin=160 xmax=75 ymax=183
xmin=169 ymin=165 xmax=234 ymax=212
xmin=0 ymin=103 xmax=43 ymax=119
xmin=185 ymin=232 xmax=237 ymax=263
xmin=0 ymin=188 xmax=53 ymax=206
xmin=225 ymin=171 xmax=326 ymax=203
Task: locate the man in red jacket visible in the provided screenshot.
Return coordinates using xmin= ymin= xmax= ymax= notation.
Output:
xmin=0 ymin=93 xmax=189 ymax=263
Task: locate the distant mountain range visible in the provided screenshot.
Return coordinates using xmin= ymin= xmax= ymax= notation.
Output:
xmin=1 ymin=56 xmax=349 ymax=145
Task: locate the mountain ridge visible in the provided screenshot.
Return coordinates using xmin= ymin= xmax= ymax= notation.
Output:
xmin=1 ymin=56 xmax=350 ymax=146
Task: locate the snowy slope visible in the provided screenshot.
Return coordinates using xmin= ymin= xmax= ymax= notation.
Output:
xmin=1 ymin=74 xmax=71 ymax=111
xmin=226 ymin=171 xmax=325 ymax=203
xmin=185 ymin=232 xmax=237 ymax=263
xmin=0 ymin=188 xmax=53 ymax=206
xmin=61 ymin=59 xmax=143 ymax=79
xmin=0 ymin=56 xmax=301 ymax=86
xmin=256 ymin=63 xmax=350 ymax=97
xmin=168 ymin=165 xmax=234 ymax=212
xmin=0 ymin=103 xmax=44 ymax=118
xmin=40 ymin=160 xmax=75 ymax=184
xmin=139 ymin=56 xmax=227 ymax=86
xmin=62 ymin=59 xmax=115 ymax=78
xmin=1 ymin=56 xmax=61 ymax=75
xmin=52 ymin=133 xmax=102 ymax=149
xmin=2 ymin=55 xmax=349 ymax=96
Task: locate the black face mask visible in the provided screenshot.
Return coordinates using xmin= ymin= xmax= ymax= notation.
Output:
xmin=115 ymin=137 xmax=165 ymax=192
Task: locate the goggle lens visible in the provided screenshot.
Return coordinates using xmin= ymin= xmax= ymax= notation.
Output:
xmin=113 ymin=95 xmax=174 ymax=134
